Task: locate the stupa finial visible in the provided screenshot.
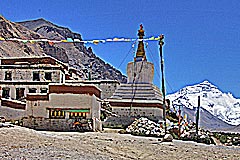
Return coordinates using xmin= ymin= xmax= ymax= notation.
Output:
xmin=135 ymin=24 xmax=146 ymax=61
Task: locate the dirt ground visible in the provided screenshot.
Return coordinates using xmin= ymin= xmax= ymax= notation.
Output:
xmin=0 ymin=125 xmax=239 ymax=160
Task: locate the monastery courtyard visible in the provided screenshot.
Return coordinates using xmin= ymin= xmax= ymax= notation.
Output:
xmin=0 ymin=125 xmax=239 ymax=160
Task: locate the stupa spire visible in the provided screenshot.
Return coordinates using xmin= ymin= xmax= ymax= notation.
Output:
xmin=135 ymin=24 xmax=146 ymax=61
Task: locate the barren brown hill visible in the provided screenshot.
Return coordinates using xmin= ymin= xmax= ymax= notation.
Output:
xmin=0 ymin=16 xmax=45 ymax=57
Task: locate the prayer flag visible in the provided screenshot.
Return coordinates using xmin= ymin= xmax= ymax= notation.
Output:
xmin=48 ymin=41 xmax=54 ymax=46
xmin=149 ymin=36 xmax=155 ymax=40
xmin=106 ymin=39 xmax=113 ymax=42
xmin=74 ymin=39 xmax=81 ymax=42
xmin=113 ymin=38 xmax=119 ymax=41
xmin=93 ymin=40 xmax=99 ymax=45
xmin=67 ymin=38 xmax=73 ymax=42
xmin=29 ymin=40 xmax=35 ymax=44
xmin=61 ymin=40 xmax=67 ymax=42
xmin=184 ymin=114 xmax=187 ymax=121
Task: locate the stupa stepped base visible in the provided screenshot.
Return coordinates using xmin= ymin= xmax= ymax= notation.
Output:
xmin=110 ymin=83 xmax=162 ymax=101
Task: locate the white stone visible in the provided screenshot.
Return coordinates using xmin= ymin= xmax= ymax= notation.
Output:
xmin=163 ymin=134 xmax=173 ymax=142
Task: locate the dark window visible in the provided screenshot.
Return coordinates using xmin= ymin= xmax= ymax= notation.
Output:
xmin=45 ymin=72 xmax=52 ymax=81
xmin=40 ymin=88 xmax=48 ymax=93
xmin=49 ymin=109 xmax=65 ymax=119
xmin=33 ymin=71 xmax=40 ymax=81
xmin=29 ymin=88 xmax=37 ymax=93
xmin=16 ymin=88 xmax=25 ymax=100
xmin=2 ymin=87 xmax=10 ymax=98
xmin=5 ymin=71 xmax=12 ymax=80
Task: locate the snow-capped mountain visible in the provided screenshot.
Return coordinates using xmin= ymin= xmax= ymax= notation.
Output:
xmin=167 ymin=80 xmax=240 ymax=126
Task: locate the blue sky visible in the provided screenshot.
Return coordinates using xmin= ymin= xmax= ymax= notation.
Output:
xmin=1 ymin=0 xmax=240 ymax=97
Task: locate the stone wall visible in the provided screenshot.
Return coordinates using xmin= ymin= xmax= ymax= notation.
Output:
xmin=0 ymin=105 xmax=26 ymax=120
xmin=112 ymin=106 xmax=163 ymax=120
xmin=103 ymin=116 xmax=137 ymax=128
xmin=91 ymin=95 xmax=101 ymax=120
xmin=22 ymin=117 xmax=102 ymax=131
xmin=74 ymin=80 xmax=120 ymax=99
xmin=97 ymin=82 xmax=119 ymax=99
xmin=22 ymin=117 xmax=74 ymax=131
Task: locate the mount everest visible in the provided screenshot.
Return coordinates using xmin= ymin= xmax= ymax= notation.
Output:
xmin=167 ymin=80 xmax=240 ymax=130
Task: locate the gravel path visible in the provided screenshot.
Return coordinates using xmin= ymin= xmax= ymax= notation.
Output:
xmin=0 ymin=126 xmax=239 ymax=160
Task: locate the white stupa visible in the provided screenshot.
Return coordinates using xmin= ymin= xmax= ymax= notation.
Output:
xmin=107 ymin=25 xmax=163 ymax=122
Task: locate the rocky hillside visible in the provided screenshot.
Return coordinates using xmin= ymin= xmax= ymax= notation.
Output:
xmin=18 ymin=18 xmax=127 ymax=82
xmin=0 ymin=16 xmax=127 ymax=82
xmin=0 ymin=16 xmax=45 ymax=57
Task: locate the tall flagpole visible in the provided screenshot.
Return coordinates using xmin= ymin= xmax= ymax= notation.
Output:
xmin=159 ymin=34 xmax=166 ymax=134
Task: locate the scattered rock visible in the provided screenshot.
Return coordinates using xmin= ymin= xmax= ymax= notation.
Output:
xmin=163 ymin=134 xmax=173 ymax=142
xmin=0 ymin=122 xmax=14 ymax=128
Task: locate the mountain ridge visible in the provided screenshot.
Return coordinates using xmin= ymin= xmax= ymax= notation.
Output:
xmin=18 ymin=18 xmax=127 ymax=82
